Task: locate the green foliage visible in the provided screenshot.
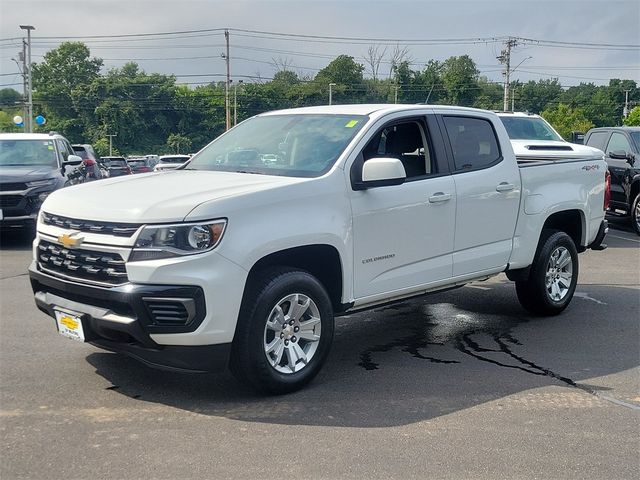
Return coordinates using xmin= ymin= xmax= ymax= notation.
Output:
xmin=624 ymin=106 xmax=640 ymax=126
xmin=541 ymin=103 xmax=594 ymax=140
xmin=167 ymin=133 xmax=192 ymax=154
xmin=0 ymin=88 xmax=22 ymax=108
xmin=27 ymin=41 xmax=637 ymax=154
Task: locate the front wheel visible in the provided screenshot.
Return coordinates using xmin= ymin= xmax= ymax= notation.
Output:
xmin=230 ymin=267 xmax=334 ymax=394
xmin=631 ymin=193 xmax=640 ymax=236
xmin=516 ymin=230 xmax=579 ymax=316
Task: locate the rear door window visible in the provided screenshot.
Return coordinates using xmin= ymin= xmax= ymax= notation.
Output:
xmin=443 ymin=116 xmax=501 ymax=171
xmin=585 ymin=131 xmax=610 ymax=151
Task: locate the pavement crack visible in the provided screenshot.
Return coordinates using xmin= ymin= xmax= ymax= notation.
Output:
xmin=0 ymin=273 xmax=28 ymax=280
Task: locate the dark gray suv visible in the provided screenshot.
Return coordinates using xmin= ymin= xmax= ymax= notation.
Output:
xmin=584 ymin=127 xmax=640 ymax=235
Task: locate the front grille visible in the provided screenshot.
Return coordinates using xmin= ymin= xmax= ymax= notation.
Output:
xmin=37 ymin=240 xmax=129 ymax=285
xmin=0 ymin=195 xmax=23 ymax=208
xmin=41 ymin=212 xmax=141 ymax=237
xmin=143 ymin=298 xmax=195 ymax=326
xmin=0 ymin=182 xmax=27 ymax=191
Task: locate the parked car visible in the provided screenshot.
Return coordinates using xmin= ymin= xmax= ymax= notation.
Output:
xmin=30 ymin=104 xmax=608 ymax=394
xmin=101 ymin=156 xmax=132 ymax=177
xmin=127 ymin=157 xmax=157 ymax=174
xmin=154 ymin=154 xmax=191 ymax=171
xmin=71 ymin=144 xmax=105 ymax=180
xmin=0 ymin=132 xmax=86 ymax=229
xmin=584 ymin=126 xmax=640 ymax=235
xmin=496 ymin=112 xmax=604 ymax=162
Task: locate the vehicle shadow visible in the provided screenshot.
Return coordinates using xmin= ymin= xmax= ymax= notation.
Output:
xmin=0 ymin=228 xmax=34 ymax=251
xmin=86 ymin=282 xmax=639 ymax=428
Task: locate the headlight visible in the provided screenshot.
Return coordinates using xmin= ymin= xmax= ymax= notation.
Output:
xmin=27 ymin=178 xmax=56 ymax=188
xmin=129 ymin=220 xmax=227 ymax=261
xmin=37 ymin=192 xmax=51 ymax=202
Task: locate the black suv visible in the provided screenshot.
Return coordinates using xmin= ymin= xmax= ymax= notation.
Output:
xmin=584 ymin=127 xmax=640 ymax=235
xmin=0 ymin=132 xmax=87 ymax=230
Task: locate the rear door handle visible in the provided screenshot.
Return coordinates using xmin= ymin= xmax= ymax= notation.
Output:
xmin=496 ymin=182 xmax=515 ymax=192
xmin=428 ymin=192 xmax=452 ymax=203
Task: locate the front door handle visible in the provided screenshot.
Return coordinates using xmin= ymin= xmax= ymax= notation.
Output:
xmin=428 ymin=192 xmax=452 ymax=203
xmin=496 ymin=182 xmax=515 ymax=192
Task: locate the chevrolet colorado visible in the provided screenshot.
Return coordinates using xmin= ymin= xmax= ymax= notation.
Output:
xmin=29 ymin=105 xmax=608 ymax=393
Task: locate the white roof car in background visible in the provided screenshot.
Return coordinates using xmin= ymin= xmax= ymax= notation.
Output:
xmin=496 ymin=112 xmax=604 ymax=162
xmin=154 ymin=154 xmax=191 ymax=171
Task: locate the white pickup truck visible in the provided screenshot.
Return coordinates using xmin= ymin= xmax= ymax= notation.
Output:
xmin=29 ymin=105 xmax=609 ymax=393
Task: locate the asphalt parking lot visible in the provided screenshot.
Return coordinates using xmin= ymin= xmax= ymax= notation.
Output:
xmin=1 ymin=219 xmax=638 ymax=480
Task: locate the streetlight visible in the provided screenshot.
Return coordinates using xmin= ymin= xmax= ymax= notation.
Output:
xmin=233 ymin=79 xmax=243 ymax=126
xmin=19 ymin=25 xmax=34 ymax=133
xmin=328 ymin=83 xmax=336 ymax=105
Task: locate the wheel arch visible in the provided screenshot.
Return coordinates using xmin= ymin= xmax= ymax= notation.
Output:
xmin=244 ymin=244 xmax=345 ymax=313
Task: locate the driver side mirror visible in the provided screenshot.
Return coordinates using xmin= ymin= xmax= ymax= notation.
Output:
xmin=356 ymin=158 xmax=406 ymax=190
xmin=609 ymin=150 xmax=635 ymax=165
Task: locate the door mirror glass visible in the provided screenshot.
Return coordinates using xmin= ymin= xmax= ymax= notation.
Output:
xmin=608 ymin=150 xmax=628 ymax=160
xmin=359 ymin=158 xmax=406 ymax=189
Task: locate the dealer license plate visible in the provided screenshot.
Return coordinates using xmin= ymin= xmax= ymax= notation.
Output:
xmin=54 ymin=309 xmax=85 ymax=342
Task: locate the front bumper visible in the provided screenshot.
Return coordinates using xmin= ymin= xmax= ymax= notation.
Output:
xmin=29 ymin=264 xmax=231 ymax=373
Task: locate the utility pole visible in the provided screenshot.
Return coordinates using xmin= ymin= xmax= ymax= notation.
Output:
xmin=329 ymin=83 xmax=336 ymax=105
xmin=498 ymin=37 xmax=518 ymax=112
xmin=233 ymin=79 xmax=243 ymax=126
xmin=106 ymin=134 xmax=117 ymax=156
xmin=623 ymin=89 xmax=631 ymax=118
xmin=224 ymin=29 xmax=231 ymax=131
xmin=11 ymin=42 xmax=27 ymax=124
xmin=394 ymin=84 xmax=399 ymax=104
xmin=19 ymin=25 xmax=35 ymax=132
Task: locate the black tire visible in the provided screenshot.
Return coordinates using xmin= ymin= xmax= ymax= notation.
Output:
xmin=230 ymin=267 xmax=334 ymax=394
xmin=631 ymin=193 xmax=640 ymax=236
xmin=515 ymin=230 xmax=579 ymax=316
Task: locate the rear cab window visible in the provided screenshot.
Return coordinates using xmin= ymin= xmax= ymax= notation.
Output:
xmin=442 ymin=116 xmax=501 ymax=172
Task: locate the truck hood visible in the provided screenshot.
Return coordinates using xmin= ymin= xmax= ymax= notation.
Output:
xmin=510 ymin=140 xmax=604 ymax=160
xmin=0 ymin=165 xmax=57 ymax=183
xmin=42 ymin=170 xmax=306 ymax=223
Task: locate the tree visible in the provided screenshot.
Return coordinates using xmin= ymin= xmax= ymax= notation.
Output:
xmin=518 ymin=79 xmax=563 ymax=113
xmin=315 ymin=55 xmax=364 ymax=86
xmin=167 ymin=133 xmax=192 ymax=154
xmin=440 ymin=55 xmax=480 ymax=106
xmin=624 ymin=106 xmax=640 ymax=126
xmin=31 ymin=42 xmax=103 ymax=139
xmin=364 ymin=45 xmax=387 ymax=81
xmin=0 ymin=88 xmax=22 ymax=108
xmin=541 ymin=103 xmax=594 ymax=140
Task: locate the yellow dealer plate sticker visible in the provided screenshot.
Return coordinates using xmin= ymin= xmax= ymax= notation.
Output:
xmin=54 ymin=310 xmax=85 ymax=342
xmin=345 ymin=120 xmax=359 ymax=128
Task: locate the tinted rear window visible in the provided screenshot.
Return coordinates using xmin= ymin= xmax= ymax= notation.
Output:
xmin=106 ymin=159 xmax=127 ymax=167
xmin=443 ymin=116 xmax=501 ymax=171
xmin=585 ymin=131 xmax=610 ymax=151
xmin=161 ymin=157 xmax=188 ymax=164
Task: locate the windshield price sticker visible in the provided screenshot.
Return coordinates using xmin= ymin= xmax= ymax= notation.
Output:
xmin=345 ymin=120 xmax=359 ymax=128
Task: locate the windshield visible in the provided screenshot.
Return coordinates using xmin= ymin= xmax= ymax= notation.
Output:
xmin=128 ymin=160 xmax=146 ymax=167
xmin=188 ymin=114 xmax=368 ymax=177
xmin=0 ymin=139 xmax=58 ymax=167
xmin=500 ymin=117 xmax=563 ymax=142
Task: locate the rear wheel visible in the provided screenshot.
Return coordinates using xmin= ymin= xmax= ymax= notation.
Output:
xmin=516 ymin=230 xmax=579 ymax=316
xmin=230 ymin=267 xmax=334 ymax=394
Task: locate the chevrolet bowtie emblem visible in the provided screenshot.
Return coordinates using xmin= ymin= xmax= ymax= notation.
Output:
xmin=57 ymin=233 xmax=84 ymax=248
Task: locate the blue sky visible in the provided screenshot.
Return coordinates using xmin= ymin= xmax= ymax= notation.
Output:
xmin=1 ymin=0 xmax=638 ymax=91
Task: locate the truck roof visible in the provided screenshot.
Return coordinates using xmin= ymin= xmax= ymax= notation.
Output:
xmin=495 ymin=111 xmax=540 ymax=118
xmin=260 ymin=104 xmax=494 ymax=118
xmin=0 ymin=133 xmax=64 ymax=140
